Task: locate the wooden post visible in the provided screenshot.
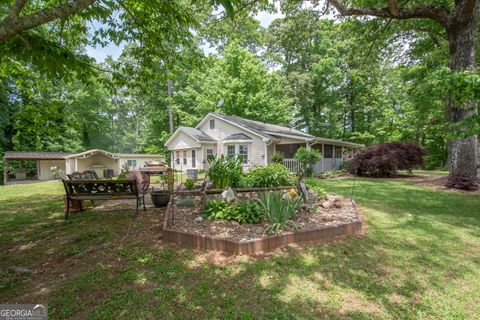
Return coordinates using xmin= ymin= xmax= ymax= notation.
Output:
xmin=321 ymin=144 xmax=325 ymax=172
xmin=166 ymin=168 xmax=174 ymax=193
xmin=3 ymin=158 xmax=8 ymax=185
xmin=36 ymin=160 xmax=40 ymax=179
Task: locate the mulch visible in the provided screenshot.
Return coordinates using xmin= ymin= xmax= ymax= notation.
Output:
xmin=168 ymin=194 xmax=360 ymax=242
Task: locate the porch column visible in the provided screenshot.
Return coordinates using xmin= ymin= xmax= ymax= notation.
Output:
xmin=264 ymin=143 xmax=268 ymax=165
xmin=74 ymin=158 xmax=78 ymax=171
xmin=322 ymin=144 xmax=325 ymax=172
xmin=36 ymin=160 xmax=40 ymax=179
xmin=3 ymin=158 xmax=8 ymax=185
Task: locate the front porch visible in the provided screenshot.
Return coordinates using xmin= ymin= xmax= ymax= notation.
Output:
xmin=272 ymin=142 xmax=357 ymax=174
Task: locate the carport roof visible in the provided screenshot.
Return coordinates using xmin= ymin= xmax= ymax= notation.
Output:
xmin=4 ymin=151 xmax=72 ymax=160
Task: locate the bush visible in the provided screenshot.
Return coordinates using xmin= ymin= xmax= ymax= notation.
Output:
xmin=233 ymin=201 xmax=262 ymax=224
xmin=294 ymin=147 xmax=322 ymax=177
xmin=348 ymin=142 xmax=426 ymax=178
xmin=257 ymin=191 xmax=303 ymax=234
xmin=270 ymin=152 xmax=284 ymax=164
xmin=245 ymin=163 xmax=292 ymax=188
xmin=207 ymin=155 xmax=243 ymax=189
xmin=184 ymin=179 xmax=195 ymax=190
xmin=305 ymin=180 xmax=328 ymax=200
xmin=203 ymin=200 xmax=235 ymax=220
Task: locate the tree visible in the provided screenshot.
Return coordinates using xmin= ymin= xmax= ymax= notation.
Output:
xmin=325 ymin=0 xmax=479 ymax=187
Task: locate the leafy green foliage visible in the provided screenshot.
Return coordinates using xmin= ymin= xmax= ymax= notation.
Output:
xmin=270 ymin=152 xmax=284 ymax=164
xmin=245 ymin=164 xmax=293 ymax=188
xmin=232 ymin=201 xmax=262 ymax=224
xmin=257 ymin=191 xmax=303 ymax=235
xmin=184 ymin=179 xmax=195 ymax=190
xmin=203 ymin=200 xmax=234 ymax=220
xmin=207 ymin=155 xmax=243 ymax=189
xmin=294 ymin=147 xmax=322 ymax=177
xmin=305 ymin=180 xmax=328 ymax=200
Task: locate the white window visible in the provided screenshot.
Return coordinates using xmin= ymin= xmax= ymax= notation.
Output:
xmin=227 ymin=145 xmax=235 ymax=158
xmin=191 ymin=150 xmax=196 ymax=168
xmin=239 ymin=144 xmax=248 ymax=164
xmin=183 ymin=150 xmax=187 ymax=165
xmin=127 ymin=159 xmax=137 ymax=167
xmin=206 ymin=149 xmax=214 ymax=161
xmin=175 ymin=151 xmax=180 ymax=165
xmin=210 ymin=119 xmax=215 ymax=129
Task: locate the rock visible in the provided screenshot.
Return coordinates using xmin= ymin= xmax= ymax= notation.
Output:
xmin=8 ymin=266 xmax=32 ymax=275
xmin=221 ymin=187 xmax=237 ymax=203
xmin=194 ymin=216 xmax=204 ymax=223
xmin=321 ymin=201 xmax=334 ymax=209
xmin=177 ymin=184 xmax=186 ymax=191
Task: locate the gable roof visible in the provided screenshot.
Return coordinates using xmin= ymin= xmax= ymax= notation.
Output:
xmin=223 ymin=133 xmax=252 ymax=140
xmin=164 ymin=126 xmax=216 ymax=146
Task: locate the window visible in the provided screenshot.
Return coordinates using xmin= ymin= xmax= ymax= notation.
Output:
xmin=335 ymin=146 xmax=343 ymax=158
xmin=239 ymin=144 xmax=248 ymax=164
xmin=175 ymin=151 xmax=180 ymax=165
xmin=324 ymin=145 xmax=333 ymax=158
xmin=183 ymin=150 xmax=187 ymax=165
xmin=127 ymin=159 xmax=137 ymax=167
xmin=210 ymin=119 xmax=215 ymax=129
xmin=227 ymin=145 xmax=235 ymax=158
xmin=206 ymin=149 xmax=214 ymax=161
xmin=191 ymin=150 xmax=196 ymax=168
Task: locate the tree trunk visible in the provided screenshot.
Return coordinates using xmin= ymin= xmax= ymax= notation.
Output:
xmin=446 ymin=15 xmax=479 ymax=185
xmin=167 ymin=79 xmax=174 ymax=134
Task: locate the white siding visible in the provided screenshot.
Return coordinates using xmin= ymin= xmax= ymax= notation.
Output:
xmin=198 ymin=115 xmax=267 ymax=167
xmin=38 ymin=160 xmax=67 ymax=180
xmin=167 ymin=132 xmax=201 ymax=150
xmin=118 ymin=157 xmax=165 ymax=172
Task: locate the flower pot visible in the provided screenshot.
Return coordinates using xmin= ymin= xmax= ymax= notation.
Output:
xmin=151 ymin=190 xmax=170 ymax=207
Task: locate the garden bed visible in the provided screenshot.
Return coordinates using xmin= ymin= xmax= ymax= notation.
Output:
xmin=163 ymin=188 xmax=362 ymax=254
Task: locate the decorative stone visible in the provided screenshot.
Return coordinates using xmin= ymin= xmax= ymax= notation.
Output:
xmin=8 ymin=266 xmax=32 ymax=275
xmin=194 ymin=216 xmax=203 ymax=223
xmin=221 ymin=187 xmax=237 ymax=203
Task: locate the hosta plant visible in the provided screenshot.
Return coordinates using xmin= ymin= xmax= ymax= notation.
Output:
xmin=233 ymin=201 xmax=262 ymax=224
xmin=203 ymin=200 xmax=235 ymax=220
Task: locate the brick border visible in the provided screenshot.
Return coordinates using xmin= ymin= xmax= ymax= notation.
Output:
xmin=162 ymin=195 xmax=363 ymax=255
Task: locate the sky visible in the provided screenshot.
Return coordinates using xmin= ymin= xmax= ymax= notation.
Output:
xmin=84 ymin=9 xmax=285 ymax=63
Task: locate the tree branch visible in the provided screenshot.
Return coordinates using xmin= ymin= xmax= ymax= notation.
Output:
xmin=0 ymin=0 xmax=96 ymax=44
xmin=327 ymin=0 xmax=451 ymax=27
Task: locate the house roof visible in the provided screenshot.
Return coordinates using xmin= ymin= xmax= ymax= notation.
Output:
xmin=206 ymin=112 xmax=315 ymax=141
xmin=223 ymin=133 xmax=252 ymax=140
xmin=179 ymin=126 xmax=216 ymax=142
xmin=4 ymin=149 xmax=163 ymax=161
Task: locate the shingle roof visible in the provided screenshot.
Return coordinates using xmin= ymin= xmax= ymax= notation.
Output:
xmin=209 ymin=112 xmax=315 ymax=140
xmin=223 ymin=133 xmax=252 ymax=140
xmin=179 ymin=126 xmax=216 ymax=142
xmin=4 ymin=151 xmax=72 ymax=160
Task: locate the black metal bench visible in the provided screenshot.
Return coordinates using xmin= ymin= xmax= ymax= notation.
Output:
xmin=67 ymin=170 xmax=99 ymax=181
xmin=62 ymin=179 xmax=146 ymax=219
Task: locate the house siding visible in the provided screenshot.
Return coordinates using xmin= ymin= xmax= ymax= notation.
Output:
xmin=38 ymin=160 xmax=67 ymax=180
xmin=198 ymin=115 xmax=266 ymax=167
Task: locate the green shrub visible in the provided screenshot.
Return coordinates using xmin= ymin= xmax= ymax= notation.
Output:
xmin=177 ymin=198 xmax=196 ymax=207
xmin=207 ymin=155 xmax=243 ymax=189
xmin=257 ymin=191 xmax=302 ymax=234
xmin=184 ymin=179 xmax=195 ymax=190
xmin=203 ymin=200 xmax=235 ymax=220
xmin=305 ymin=179 xmax=328 ymax=199
xmin=245 ymin=164 xmax=292 ymax=188
xmin=233 ymin=201 xmax=262 ymax=224
xmin=270 ymin=152 xmax=284 ymax=164
xmin=294 ymin=147 xmax=322 ymax=177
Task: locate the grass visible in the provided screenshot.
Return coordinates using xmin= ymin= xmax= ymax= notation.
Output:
xmin=1 ymin=178 xmax=479 ymax=319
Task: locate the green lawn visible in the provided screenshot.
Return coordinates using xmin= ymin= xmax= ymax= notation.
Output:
xmin=1 ymin=178 xmax=479 ymax=319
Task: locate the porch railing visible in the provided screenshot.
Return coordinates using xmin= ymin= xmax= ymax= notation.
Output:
xmin=283 ymin=158 xmax=346 ymax=173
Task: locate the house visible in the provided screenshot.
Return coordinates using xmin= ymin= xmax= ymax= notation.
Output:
xmin=3 ymin=149 xmax=164 ymax=184
xmin=165 ymin=112 xmax=363 ymax=173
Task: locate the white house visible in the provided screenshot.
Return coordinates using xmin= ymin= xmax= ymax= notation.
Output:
xmin=165 ymin=112 xmax=363 ymax=173
xmin=3 ymin=149 xmax=164 ymax=184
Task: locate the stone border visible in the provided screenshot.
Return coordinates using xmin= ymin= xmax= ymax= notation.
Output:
xmin=162 ymin=195 xmax=363 ymax=255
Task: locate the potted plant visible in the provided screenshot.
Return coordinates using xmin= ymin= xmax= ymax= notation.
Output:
xmin=151 ymin=188 xmax=170 ymax=207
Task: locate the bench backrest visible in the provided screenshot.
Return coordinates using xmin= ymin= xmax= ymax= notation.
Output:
xmin=63 ymin=179 xmax=138 ymax=198
xmin=67 ymin=170 xmax=99 ymax=181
